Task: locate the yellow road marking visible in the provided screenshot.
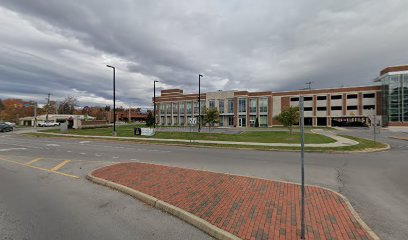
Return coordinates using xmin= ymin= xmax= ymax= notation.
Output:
xmin=25 ymin=157 xmax=43 ymax=165
xmin=50 ymin=160 xmax=71 ymax=171
xmin=0 ymin=157 xmax=79 ymax=179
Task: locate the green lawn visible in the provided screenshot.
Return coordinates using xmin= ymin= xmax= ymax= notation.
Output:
xmin=42 ymin=124 xmax=335 ymax=144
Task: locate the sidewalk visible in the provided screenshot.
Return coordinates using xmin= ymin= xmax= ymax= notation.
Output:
xmin=90 ymin=162 xmax=377 ymax=240
xmin=37 ymin=129 xmax=359 ymax=148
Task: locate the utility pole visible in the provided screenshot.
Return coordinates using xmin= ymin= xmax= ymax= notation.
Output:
xmin=154 ymin=80 xmax=159 ymax=128
xmin=106 ymin=65 xmax=116 ymax=136
xmin=373 ymin=113 xmax=377 ymax=142
xmin=299 ymin=96 xmax=306 ymax=239
xmin=34 ymin=103 xmax=37 ymax=128
xmin=45 ymin=93 xmax=51 ymax=121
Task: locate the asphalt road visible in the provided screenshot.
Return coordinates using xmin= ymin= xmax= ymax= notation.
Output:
xmin=0 ymin=128 xmax=407 ymax=240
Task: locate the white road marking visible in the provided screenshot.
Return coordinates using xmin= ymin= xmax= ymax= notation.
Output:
xmin=79 ymin=141 xmax=91 ymax=144
xmin=46 ymin=144 xmax=60 ymax=147
xmin=95 ymin=154 xmax=102 ymax=157
xmin=0 ymin=148 xmax=27 ymax=152
xmin=112 ymin=156 xmax=119 ymax=159
xmin=67 ymin=150 xmax=72 ymax=153
xmin=80 ymin=153 xmax=86 ymax=155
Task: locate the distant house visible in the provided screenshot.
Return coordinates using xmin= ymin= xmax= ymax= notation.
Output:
xmin=19 ymin=114 xmax=95 ymax=128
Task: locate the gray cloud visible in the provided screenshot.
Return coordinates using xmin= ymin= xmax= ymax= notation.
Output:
xmin=1 ymin=0 xmax=408 ymax=107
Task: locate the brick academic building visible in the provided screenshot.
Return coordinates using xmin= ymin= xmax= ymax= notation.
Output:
xmin=154 ymin=65 xmax=408 ymax=128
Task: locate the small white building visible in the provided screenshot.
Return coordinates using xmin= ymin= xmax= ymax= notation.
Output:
xmin=19 ymin=114 xmax=95 ymax=129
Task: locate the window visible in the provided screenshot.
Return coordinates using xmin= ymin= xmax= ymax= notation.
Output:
xmin=363 ymin=105 xmax=375 ymax=110
xmin=160 ymin=116 xmax=165 ymax=125
xmin=193 ymin=101 xmax=198 ymax=114
xmin=331 ymin=95 xmax=342 ymax=100
xmin=172 ymin=103 xmax=178 ymax=114
xmin=290 ymin=97 xmax=299 ymax=102
xmin=249 ymin=98 xmax=257 ymax=113
xmin=259 ymin=115 xmax=268 ymax=127
xmin=331 ymin=106 xmax=342 ymax=110
xmin=304 ymin=107 xmax=313 ymax=111
xmin=227 ymin=99 xmax=234 ymax=113
xmin=347 ymin=94 xmax=358 ymax=99
xmin=187 ymin=102 xmax=192 ymax=114
xmin=160 ymin=104 xmax=165 ymax=114
xmin=304 ymin=97 xmax=313 ymax=101
xmin=209 ymin=100 xmax=215 ymax=108
xmin=259 ymin=98 xmax=268 ymax=113
xmin=167 ymin=116 xmax=171 ymax=125
xmin=347 ymin=105 xmax=358 ymax=110
xmin=219 ymin=100 xmax=224 ymax=113
xmin=179 ymin=102 xmax=185 ymax=114
xmin=238 ymin=98 xmax=246 ymax=113
xmin=200 ymin=101 xmax=206 ymax=114
xmin=317 ymin=107 xmax=327 ymax=111
xmin=363 ymin=93 xmax=375 ymax=98
xmin=173 ymin=116 xmax=178 ymax=125
xmin=180 ymin=116 xmax=185 ymax=125
xmin=166 ymin=104 xmax=171 ymax=114
xmin=317 ymin=96 xmax=327 ymax=100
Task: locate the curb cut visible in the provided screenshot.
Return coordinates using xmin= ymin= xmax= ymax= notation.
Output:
xmin=86 ymin=168 xmax=240 ymax=240
xmin=87 ymin=162 xmax=380 ymax=240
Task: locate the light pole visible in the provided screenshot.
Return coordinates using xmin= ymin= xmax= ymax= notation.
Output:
xmin=106 ymin=65 xmax=116 ymax=136
xmin=154 ymin=80 xmax=159 ymax=128
xmin=299 ymin=96 xmax=306 ymax=239
xmin=198 ymin=74 xmax=203 ymax=132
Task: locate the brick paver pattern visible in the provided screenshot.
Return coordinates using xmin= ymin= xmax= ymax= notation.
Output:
xmin=93 ymin=163 xmax=372 ymax=240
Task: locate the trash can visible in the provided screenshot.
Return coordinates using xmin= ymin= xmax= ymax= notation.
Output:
xmin=134 ymin=127 xmax=141 ymax=135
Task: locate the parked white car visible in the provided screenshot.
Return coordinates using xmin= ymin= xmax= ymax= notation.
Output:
xmin=38 ymin=121 xmax=60 ymax=127
xmin=4 ymin=122 xmax=16 ymax=127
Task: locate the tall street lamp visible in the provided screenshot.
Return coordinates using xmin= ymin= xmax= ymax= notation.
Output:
xmin=153 ymin=80 xmax=159 ymax=128
xmin=198 ymin=74 xmax=203 ymax=132
xmin=106 ymin=65 xmax=116 ymax=136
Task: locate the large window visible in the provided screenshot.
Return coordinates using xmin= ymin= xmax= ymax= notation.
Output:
xmin=209 ymin=100 xmax=215 ymax=108
xmin=187 ymin=102 xmax=192 ymax=114
xmin=219 ymin=100 xmax=224 ymax=114
xmin=227 ymin=99 xmax=234 ymax=113
xmin=347 ymin=94 xmax=358 ymax=99
xmin=347 ymin=105 xmax=358 ymax=110
xmin=331 ymin=106 xmax=342 ymax=111
xmin=249 ymin=98 xmax=257 ymax=113
xmin=160 ymin=104 xmax=165 ymax=114
xmin=194 ymin=101 xmax=199 ymax=114
xmin=259 ymin=98 xmax=268 ymax=113
xmin=172 ymin=103 xmax=178 ymax=114
xmin=363 ymin=93 xmax=375 ymax=98
xmin=179 ymin=102 xmax=185 ymax=114
xmin=166 ymin=103 xmax=171 ymax=114
xmin=331 ymin=95 xmax=342 ymax=100
xmin=317 ymin=96 xmax=327 ymax=100
xmin=238 ymin=98 xmax=246 ymax=113
xmin=259 ymin=115 xmax=268 ymax=127
xmin=382 ymin=74 xmax=408 ymax=122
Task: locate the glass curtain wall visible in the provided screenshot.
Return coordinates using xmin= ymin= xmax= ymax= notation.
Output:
xmin=382 ymin=73 xmax=408 ymax=124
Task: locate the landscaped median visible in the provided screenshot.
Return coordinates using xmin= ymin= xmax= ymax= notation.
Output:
xmin=88 ymin=162 xmax=379 ymax=240
xmin=31 ymin=126 xmax=389 ymax=152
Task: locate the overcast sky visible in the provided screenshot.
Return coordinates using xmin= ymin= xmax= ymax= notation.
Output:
xmin=1 ymin=0 xmax=407 ymax=108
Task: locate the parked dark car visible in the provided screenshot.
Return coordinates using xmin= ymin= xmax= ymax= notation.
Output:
xmin=0 ymin=123 xmax=13 ymax=132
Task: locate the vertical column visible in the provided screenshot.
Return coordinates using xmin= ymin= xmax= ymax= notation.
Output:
xmin=358 ymin=92 xmax=363 ymax=115
xmin=268 ymin=96 xmax=273 ymax=127
xmin=234 ymin=97 xmax=238 ymax=127
xmin=313 ymin=95 xmax=317 ymax=127
xmin=327 ymin=94 xmax=331 ymax=127
xmin=342 ymin=93 xmax=347 ymax=116
xmin=256 ymin=98 xmax=260 ymax=127
xmin=246 ymin=96 xmax=251 ymax=127
xmin=184 ymin=101 xmax=188 ymax=127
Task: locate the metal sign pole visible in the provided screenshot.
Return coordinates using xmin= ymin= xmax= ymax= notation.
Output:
xmin=300 ymin=96 xmax=306 ymax=239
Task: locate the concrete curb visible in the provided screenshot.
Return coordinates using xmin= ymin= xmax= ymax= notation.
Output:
xmin=87 ymin=167 xmax=240 ymax=240
xmin=88 ymin=162 xmax=380 ymax=240
xmin=389 ymin=136 xmax=408 ymax=141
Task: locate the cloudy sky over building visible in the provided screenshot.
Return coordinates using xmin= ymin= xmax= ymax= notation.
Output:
xmin=1 ymin=0 xmax=407 ymax=107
